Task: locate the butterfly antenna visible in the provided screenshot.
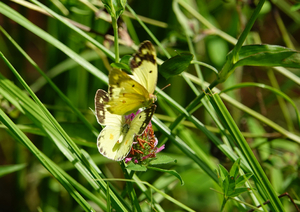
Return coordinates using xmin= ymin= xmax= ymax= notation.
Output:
xmin=155 ymin=84 xmax=171 ymax=95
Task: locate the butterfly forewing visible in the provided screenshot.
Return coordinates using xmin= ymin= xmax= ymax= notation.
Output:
xmin=130 ymin=40 xmax=157 ymax=94
xmin=94 ymin=89 xmax=124 ymax=126
xmin=107 ymin=68 xmax=151 ymax=115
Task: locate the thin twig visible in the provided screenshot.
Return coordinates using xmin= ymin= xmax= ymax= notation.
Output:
xmin=247 ymin=192 xmax=300 ymax=212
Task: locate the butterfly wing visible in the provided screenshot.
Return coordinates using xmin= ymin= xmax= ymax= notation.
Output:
xmin=94 ymin=89 xmax=123 ymax=126
xmin=107 ymin=68 xmax=152 ymax=115
xmin=131 ymin=104 xmax=156 ymax=134
xmin=130 ymin=40 xmax=157 ymax=95
xmin=97 ymin=127 xmax=125 ymax=161
xmin=95 ymin=89 xmax=129 ymax=161
xmin=120 ymin=104 xmax=157 ymax=156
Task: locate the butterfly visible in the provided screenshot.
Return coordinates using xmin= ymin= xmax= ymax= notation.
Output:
xmin=94 ymin=89 xmax=156 ymax=161
xmin=106 ymin=40 xmax=157 ymax=115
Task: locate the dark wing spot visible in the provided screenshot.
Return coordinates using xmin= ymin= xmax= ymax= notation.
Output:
xmin=149 ymin=70 xmax=152 ymax=73
xmin=132 ymin=84 xmax=135 ymax=87
xmin=139 ymin=115 xmax=142 ymax=119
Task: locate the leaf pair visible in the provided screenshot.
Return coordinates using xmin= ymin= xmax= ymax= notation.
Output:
xmin=216 ymin=158 xmax=252 ymax=211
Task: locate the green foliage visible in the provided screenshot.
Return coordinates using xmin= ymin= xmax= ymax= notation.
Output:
xmin=1 ymin=0 xmax=300 ymax=211
xmin=159 ymin=52 xmax=194 ymax=79
xmin=0 ymin=164 xmax=27 ymax=178
xmin=101 ymin=0 xmax=126 ymax=19
xmin=216 ymin=158 xmax=252 ymax=211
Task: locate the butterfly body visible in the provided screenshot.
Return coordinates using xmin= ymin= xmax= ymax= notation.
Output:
xmin=107 ymin=40 xmax=157 ymax=115
xmin=95 ymin=89 xmax=156 ymax=161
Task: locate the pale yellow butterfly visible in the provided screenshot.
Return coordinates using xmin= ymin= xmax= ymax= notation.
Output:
xmin=94 ymin=89 xmax=156 ymax=161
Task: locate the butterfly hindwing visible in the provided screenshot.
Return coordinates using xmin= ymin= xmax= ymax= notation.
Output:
xmin=130 ymin=104 xmax=157 ymax=135
xmin=95 ymin=89 xmax=156 ymax=161
xmin=130 ymin=40 xmax=157 ymax=94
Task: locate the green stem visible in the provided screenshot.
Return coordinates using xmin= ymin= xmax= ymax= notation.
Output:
xmin=232 ymin=0 xmax=266 ymax=63
xmin=112 ymin=17 xmax=119 ymax=62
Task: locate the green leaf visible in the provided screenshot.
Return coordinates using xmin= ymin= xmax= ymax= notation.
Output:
xmin=291 ymin=3 xmax=300 ymax=11
xmin=229 ymin=158 xmax=241 ymax=179
xmin=218 ymin=164 xmax=229 ymax=181
xmin=111 ymin=62 xmax=130 ymax=72
xmin=0 ymin=164 xmax=26 ymax=177
xmin=208 ymin=91 xmax=285 ymax=211
xmin=149 ymin=154 xmax=176 ymax=165
xmin=120 ymin=55 xmax=131 ymax=65
xmin=228 ymin=187 xmax=251 ymax=197
xmin=223 ymin=175 xmax=229 ymax=196
xmin=216 ymin=169 xmax=223 ymax=188
xmin=235 ymin=173 xmax=253 ymax=188
xmin=159 ymin=53 xmax=193 ymax=79
xmin=126 ymin=163 xmax=147 ymax=172
xmin=147 ymin=166 xmax=184 ymax=186
xmin=233 ymin=45 xmax=300 ymax=69
xmin=227 ymin=176 xmax=236 ymax=197
xmin=101 ymin=0 xmax=126 ymax=19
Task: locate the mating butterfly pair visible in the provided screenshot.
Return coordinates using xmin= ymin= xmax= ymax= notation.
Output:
xmin=94 ymin=41 xmax=158 ymax=161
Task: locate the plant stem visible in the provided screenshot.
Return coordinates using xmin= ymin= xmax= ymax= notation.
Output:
xmin=112 ymin=17 xmax=119 ymax=62
xmin=232 ymin=0 xmax=266 ymax=63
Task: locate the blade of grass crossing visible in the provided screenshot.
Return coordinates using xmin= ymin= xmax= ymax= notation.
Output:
xmin=0 ymin=26 xmax=99 ymax=137
xmin=209 ymin=92 xmax=285 ymax=212
xmin=0 ymin=2 xmax=108 ymax=83
xmin=0 ymin=54 xmax=129 ymax=211
xmin=0 ymin=109 xmax=96 ymax=212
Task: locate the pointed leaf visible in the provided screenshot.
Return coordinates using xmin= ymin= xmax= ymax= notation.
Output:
xmin=223 ymin=175 xmax=230 ymax=196
xmin=216 ymin=169 xmax=223 ymax=187
xmin=126 ymin=163 xmax=147 ymax=172
xmin=218 ymin=164 xmax=229 ymax=181
xmin=148 ymin=166 xmax=184 ymax=185
xmin=229 ymin=158 xmax=241 ymax=179
xmin=111 ymin=62 xmax=130 ymax=72
xmin=228 ymin=187 xmax=251 ymax=197
xmin=149 ymin=154 xmax=176 ymax=165
xmin=0 ymin=164 xmax=26 ymax=178
xmin=159 ymin=53 xmax=193 ymax=79
xmin=233 ymin=45 xmax=300 ymax=69
xmin=236 ymin=173 xmax=253 ymax=188
xmin=227 ymin=176 xmax=236 ymax=196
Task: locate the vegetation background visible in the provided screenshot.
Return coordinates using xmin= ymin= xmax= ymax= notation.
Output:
xmin=0 ymin=0 xmax=300 ymax=211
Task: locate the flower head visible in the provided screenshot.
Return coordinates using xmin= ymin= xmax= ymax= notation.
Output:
xmin=125 ymin=111 xmax=164 ymax=165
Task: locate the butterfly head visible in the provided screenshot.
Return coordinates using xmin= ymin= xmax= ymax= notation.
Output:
xmin=150 ymin=94 xmax=157 ymax=103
